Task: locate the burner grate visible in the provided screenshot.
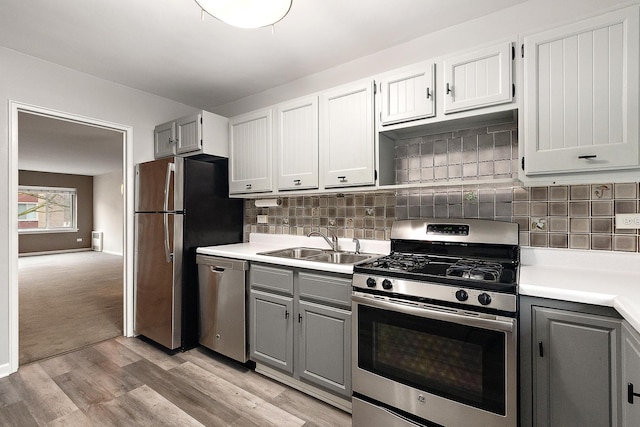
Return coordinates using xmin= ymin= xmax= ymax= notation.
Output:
xmin=445 ymin=259 xmax=504 ymax=282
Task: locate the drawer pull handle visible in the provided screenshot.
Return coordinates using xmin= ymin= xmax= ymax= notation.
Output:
xmin=246 ymin=184 xmax=252 ymax=189
xmin=629 ymin=383 xmax=640 ymax=404
xmin=446 ymin=83 xmax=452 ymax=95
xmin=538 ymin=341 xmax=544 ymax=358
xmin=578 ymin=155 xmax=597 ymax=160
xmin=293 ymin=179 xmax=301 ymax=185
xmin=298 ymin=313 xmax=302 ymax=323
xmin=338 ymin=176 xmax=347 ymax=182
xmin=426 ymin=87 xmax=431 ymax=99
xmin=284 ymin=310 xmax=289 ymax=320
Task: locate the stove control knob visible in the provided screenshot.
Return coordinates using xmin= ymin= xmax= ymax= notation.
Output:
xmin=366 ymin=278 xmax=376 ymax=288
xmin=455 ymin=289 xmax=468 ymax=302
xmin=478 ymin=293 xmax=492 ymax=306
xmin=382 ymin=279 xmax=393 ymax=290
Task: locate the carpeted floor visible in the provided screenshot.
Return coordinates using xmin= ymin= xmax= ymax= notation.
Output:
xmin=18 ymin=251 xmax=123 ymax=365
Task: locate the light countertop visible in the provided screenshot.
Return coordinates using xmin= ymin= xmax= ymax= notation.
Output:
xmin=198 ymin=234 xmax=640 ymax=332
xmin=520 ymin=247 xmax=640 ymax=332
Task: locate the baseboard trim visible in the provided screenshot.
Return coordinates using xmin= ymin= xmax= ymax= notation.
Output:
xmin=102 ymin=250 xmax=124 ymax=256
xmin=19 ymin=248 xmax=92 ymax=257
xmin=255 ymin=363 xmax=352 ymax=413
xmin=0 ymin=362 xmax=13 ymax=378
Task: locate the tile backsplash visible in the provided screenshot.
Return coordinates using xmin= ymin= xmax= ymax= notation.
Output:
xmin=244 ymin=123 xmax=640 ymax=253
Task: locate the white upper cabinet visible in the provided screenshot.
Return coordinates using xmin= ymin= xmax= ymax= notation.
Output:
xmin=523 ymin=6 xmax=640 ymax=176
xmin=379 ymin=63 xmax=436 ymax=126
xmin=154 ymin=120 xmax=175 ymax=159
xmin=229 ymin=108 xmax=273 ymax=194
xmin=443 ymin=42 xmax=513 ymax=114
xmin=275 ymin=96 xmax=319 ymax=191
xmin=320 ymin=79 xmax=375 ymax=188
xmin=154 ymin=111 xmax=228 ymax=159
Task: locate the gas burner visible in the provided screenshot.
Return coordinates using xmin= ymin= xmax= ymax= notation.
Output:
xmin=369 ymin=253 xmax=430 ymax=272
xmin=445 ymin=259 xmax=503 ymax=282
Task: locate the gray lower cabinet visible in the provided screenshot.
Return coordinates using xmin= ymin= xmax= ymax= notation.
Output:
xmin=622 ymin=321 xmax=640 ymax=427
xmin=249 ymin=264 xmax=352 ymax=399
xmin=520 ymin=296 xmax=623 ymax=427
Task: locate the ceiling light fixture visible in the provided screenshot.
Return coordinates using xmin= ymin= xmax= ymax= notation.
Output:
xmin=195 ymin=0 xmax=292 ymax=29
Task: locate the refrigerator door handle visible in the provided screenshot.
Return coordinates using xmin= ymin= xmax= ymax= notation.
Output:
xmin=164 ymin=162 xmax=175 ymax=263
xmin=164 ymin=212 xmax=173 ymax=263
xmin=164 ymin=162 xmax=175 ymax=212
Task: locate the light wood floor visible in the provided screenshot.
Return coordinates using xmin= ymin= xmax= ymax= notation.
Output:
xmin=19 ymin=251 xmax=123 ymax=365
xmin=0 ymin=336 xmax=353 ymax=426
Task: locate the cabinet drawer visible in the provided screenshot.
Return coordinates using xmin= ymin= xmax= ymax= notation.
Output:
xmin=299 ymin=272 xmax=351 ymax=307
xmin=250 ymin=264 xmax=293 ymax=295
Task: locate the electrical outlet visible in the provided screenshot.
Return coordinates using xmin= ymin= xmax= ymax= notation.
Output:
xmin=615 ymin=213 xmax=640 ymax=229
xmin=257 ymin=215 xmax=268 ymax=224
xmin=531 ymin=217 xmax=547 ymax=231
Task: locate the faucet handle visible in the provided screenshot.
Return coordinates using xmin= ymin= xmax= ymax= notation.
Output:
xmin=352 ymin=238 xmax=361 ymax=254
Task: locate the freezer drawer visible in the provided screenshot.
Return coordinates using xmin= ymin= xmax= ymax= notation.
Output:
xmin=196 ymin=255 xmax=249 ymax=363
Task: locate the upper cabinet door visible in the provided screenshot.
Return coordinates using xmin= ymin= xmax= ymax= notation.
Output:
xmin=175 ymin=113 xmax=202 ymax=155
xmin=320 ymin=80 xmax=375 ymax=188
xmin=276 ymin=96 xmax=319 ymax=191
xmin=229 ymin=108 xmax=273 ymax=194
xmin=524 ymin=6 xmax=640 ymax=176
xmin=443 ymin=42 xmax=513 ymax=114
xmin=154 ymin=120 xmax=175 ymax=159
xmin=379 ymin=63 xmax=436 ymax=126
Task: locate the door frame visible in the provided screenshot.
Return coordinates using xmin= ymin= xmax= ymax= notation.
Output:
xmin=8 ymin=101 xmax=135 ymax=373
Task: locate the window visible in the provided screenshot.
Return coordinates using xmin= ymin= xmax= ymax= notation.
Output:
xmin=18 ymin=186 xmax=77 ymax=232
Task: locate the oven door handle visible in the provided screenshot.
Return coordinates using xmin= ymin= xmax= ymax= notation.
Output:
xmin=352 ymin=293 xmax=515 ymax=333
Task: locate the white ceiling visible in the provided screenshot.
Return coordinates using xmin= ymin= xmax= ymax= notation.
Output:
xmin=4 ymin=0 xmax=527 ymax=175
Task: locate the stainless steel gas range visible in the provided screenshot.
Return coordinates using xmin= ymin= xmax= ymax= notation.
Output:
xmin=351 ymin=218 xmax=519 ymax=427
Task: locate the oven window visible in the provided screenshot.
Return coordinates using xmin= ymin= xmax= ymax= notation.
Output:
xmin=358 ymin=304 xmax=506 ymax=415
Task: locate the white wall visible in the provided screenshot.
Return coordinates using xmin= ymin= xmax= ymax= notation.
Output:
xmin=0 ymin=46 xmax=199 ymax=375
xmin=214 ymin=0 xmax=634 ymax=117
xmin=94 ymin=171 xmax=124 ymax=256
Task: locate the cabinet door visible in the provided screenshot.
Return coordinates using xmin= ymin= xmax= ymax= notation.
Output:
xmin=524 ymin=6 xmax=640 ymax=175
xmin=443 ymin=42 xmax=513 ymax=114
xmin=320 ymin=80 xmax=375 ymax=188
xmin=249 ymin=289 xmax=293 ymax=373
xmin=276 ymin=96 xmax=319 ymax=190
xmin=533 ymin=306 xmax=621 ymax=427
xmin=297 ymin=300 xmax=351 ymax=397
xmin=622 ymin=322 xmax=640 ymax=427
xmin=175 ymin=113 xmax=202 ymax=154
xmin=229 ymin=108 xmax=273 ymax=194
xmin=154 ymin=120 xmax=175 ymax=159
xmin=379 ymin=63 xmax=435 ymax=125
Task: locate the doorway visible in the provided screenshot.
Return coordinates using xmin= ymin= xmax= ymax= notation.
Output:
xmin=9 ymin=103 xmax=134 ymax=370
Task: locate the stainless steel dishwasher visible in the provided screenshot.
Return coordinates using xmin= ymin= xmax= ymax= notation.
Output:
xmin=196 ymin=255 xmax=249 ymax=363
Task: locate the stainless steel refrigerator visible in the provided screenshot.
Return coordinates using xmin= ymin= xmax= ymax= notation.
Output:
xmin=134 ymin=156 xmax=243 ymax=351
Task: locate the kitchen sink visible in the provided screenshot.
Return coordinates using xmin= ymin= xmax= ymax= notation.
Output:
xmin=258 ymin=247 xmax=381 ymax=265
xmin=259 ymin=247 xmax=325 ymax=259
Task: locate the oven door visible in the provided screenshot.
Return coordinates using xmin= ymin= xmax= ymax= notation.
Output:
xmin=352 ymin=292 xmax=517 ymax=427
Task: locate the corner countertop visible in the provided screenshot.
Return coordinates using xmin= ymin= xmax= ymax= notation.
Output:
xmin=196 ymin=233 xmax=391 ymax=275
xmin=520 ymin=247 xmax=640 ymax=332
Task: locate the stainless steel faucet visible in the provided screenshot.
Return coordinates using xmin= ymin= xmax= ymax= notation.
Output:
xmin=307 ymin=231 xmax=339 ymax=251
xmin=352 ymin=238 xmax=361 ymax=254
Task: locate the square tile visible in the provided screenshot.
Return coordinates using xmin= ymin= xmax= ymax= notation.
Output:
xmin=569 ymin=201 xmax=590 ymax=217
xmin=548 ymin=217 xmax=568 ymax=232
xmin=549 ymin=234 xmax=568 ymax=248
xmin=591 ymin=201 xmax=613 ymax=216
xmin=513 ymin=202 xmax=529 ymax=216
xmin=591 ymin=235 xmax=612 ymax=251
xmin=530 ymin=187 xmax=548 ymax=201
xmin=570 ymin=218 xmax=590 ymax=233
xmin=519 ymin=232 xmax=530 ymax=246
xmin=530 ymin=202 xmax=548 ymax=216
xmin=613 ymin=235 xmax=637 ymax=252
xmin=570 ymin=185 xmax=590 ymax=200
xmin=549 ymin=186 xmax=568 ymax=201
xmin=569 ymin=234 xmax=590 ymax=250
xmin=513 ymin=187 xmax=530 ymax=201
xmin=591 ymin=218 xmax=612 ymax=233
xmin=513 ymin=217 xmax=530 ymax=231
xmin=614 ymin=182 xmax=637 ymax=199
xmin=530 ymin=233 xmax=548 ymax=247
xmin=592 ymin=184 xmax=612 ymax=200
xmin=615 ymin=200 xmax=637 ymax=214
xmin=549 ymin=202 xmax=568 ymax=216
